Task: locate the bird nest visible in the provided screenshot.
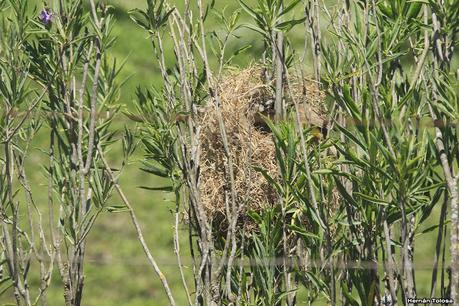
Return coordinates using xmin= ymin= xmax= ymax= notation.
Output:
xmin=197 ymin=65 xmax=326 ymax=226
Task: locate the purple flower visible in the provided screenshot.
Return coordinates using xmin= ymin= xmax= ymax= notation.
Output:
xmin=39 ymin=9 xmax=52 ymax=25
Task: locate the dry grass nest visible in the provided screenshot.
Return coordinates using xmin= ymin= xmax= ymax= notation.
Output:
xmin=198 ymin=65 xmax=326 ymax=228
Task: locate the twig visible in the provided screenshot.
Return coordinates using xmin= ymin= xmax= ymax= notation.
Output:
xmin=83 ymin=38 xmax=102 ymax=175
xmin=97 ymin=145 xmax=177 ymax=306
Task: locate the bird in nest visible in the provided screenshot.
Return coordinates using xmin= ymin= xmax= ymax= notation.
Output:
xmin=252 ymin=97 xmax=328 ymax=143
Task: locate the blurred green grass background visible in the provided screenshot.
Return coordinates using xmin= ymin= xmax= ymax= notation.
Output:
xmin=0 ymin=0 xmax=451 ymax=305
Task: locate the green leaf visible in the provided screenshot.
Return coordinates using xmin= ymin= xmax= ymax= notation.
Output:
xmin=334 ymin=122 xmax=367 ymax=152
xmin=334 ymin=177 xmax=359 ymax=207
xmin=313 ymin=169 xmax=335 ymax=175
xmin=367 ymin=280 xmax=377 ymax=306
xmin=342 ymin=282 xmax=360 ymax=306
xmin=418 ymin=222 xmax=449 ymax=236
xmin=275 ymin=17 xmax=306 ymax=31
xmin=139 ymin=185 xmax=174 ymax=192
xmin=0 ymin=276 xmax=13 ymax=296
xmin=289 ymin=224 xmax=320 ymax=240
xmin=238 ymin=0 xmax=259 ymax=20
xmin=141 ymin=164 xmax=169 ymax=178
xmin=254 ymin=166 xmax=283 ymax=194
xmin=279 ymin=0 xmax=303 ymax=17
xmin=304 ymin=271 xmax=328 ymax=292
xmin=233 ymin=44 xmax=251 ymax=56
xmin=342 ymin=84 xmax=362 ymax=121
xmin=275 ymin=289 xmax=298 ymax=304
xmin=406 ymin=1 xmax=423 ymax=19
xmin=106 ymin=205 xmax=130 ymax=213
xmin=241 ymin=23 xmax=269 ymax=37
xmin=354 ymin=192 xmax=389 ymax=206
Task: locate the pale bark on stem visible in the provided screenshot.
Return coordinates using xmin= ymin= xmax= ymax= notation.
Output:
xmin=75 ymin=5 xmax=105 ymax=302
xmin=195 ymin=1 xmax=240 ymax=304
xmin=274 ymin=31 xmax=296 ymax=297
xmin=213 ymin=14 xmax=244 ymax=302
xmin=83 ymin=38 xmax=101 ymax=176
xmin=284 ymin=69 xmax=322 ymax=225
xmin=174 ymin=190 xmax=193 ymax=306
xmin=284 ymin=68 xmax=328 ymax=306
xmin=274 ymin=30 xmax=284 ymax=122
xmin=305 ymin=0 xmax=321 ymax=82
xmin=428 ymin=6 xmax=459 ymax=296
xmin=383 ymin=212 xmax=398 ymax=304
xmin=362 ymin=3 xmax=396 ymax=160
xmin=14 ymin=151 xmax=53 ymax=305
xmin=154 ymin=23 xmax=192 ymax=305
xmin=98 ymin=145 xmax=177 ymax=306
xmin=371 ymin=1 xmax=417 ymax=297
xmin=47 ymin=125 xmax=72 ymax=306
xmin=334 ymin=4 xmax=365 ymax=286
xmin=430 ymin=193 xmax=448 ymax=301
xmin=2 ymin=133 xmax=23 ymax=306
xmin=55 ymin=13 xmax=82 ymax=301
xmin=84 ymin=0 xmax=103 ymax=175
xmin=408 ymin=6 xmax=430 ymax=93
xmin=77 ymin=42 xmax=92 ymax=177
xmin=167 ymin=14 xmax=209 ymax=304
xmin=73 ymin=39 xmax=93 ymax=306
xmin=427 ymin=99 xmax=459 ymax=302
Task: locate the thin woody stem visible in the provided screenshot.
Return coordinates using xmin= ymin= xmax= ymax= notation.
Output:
xmin=97 ymin=145 xmax=177 ymax=306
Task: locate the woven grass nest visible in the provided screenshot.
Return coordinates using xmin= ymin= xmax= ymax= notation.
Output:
xmin=198 ymin=65 xmax=326 ymax=225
